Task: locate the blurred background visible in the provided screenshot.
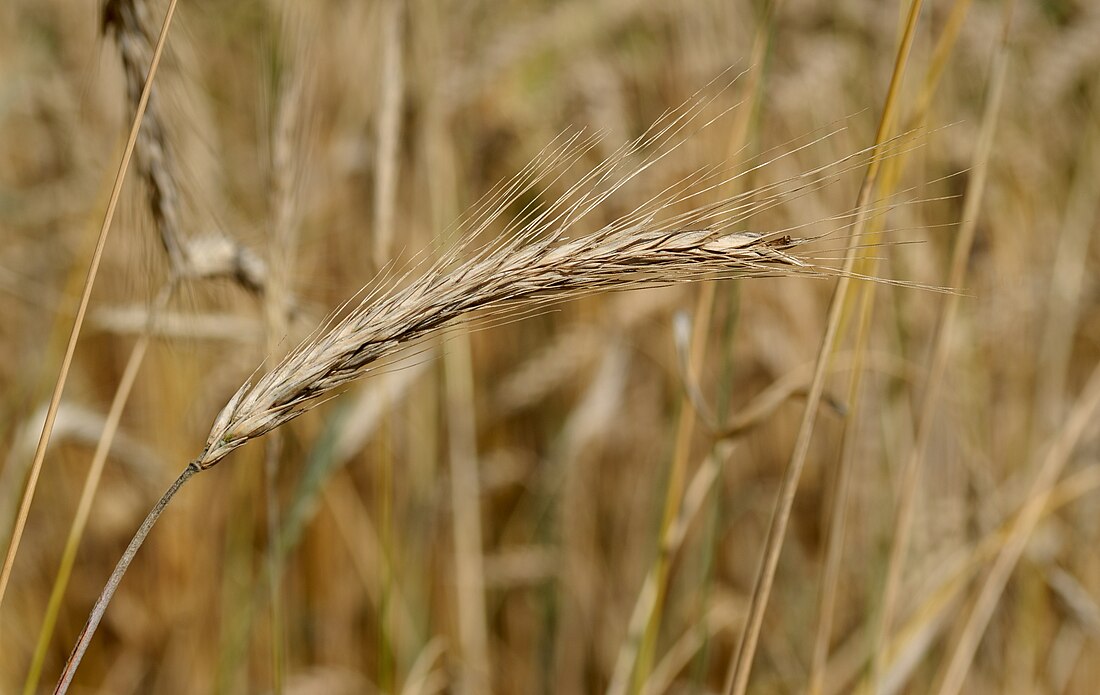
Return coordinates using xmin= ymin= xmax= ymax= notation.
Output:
xmin=1 ymin=0 xmax=1099 ymax=693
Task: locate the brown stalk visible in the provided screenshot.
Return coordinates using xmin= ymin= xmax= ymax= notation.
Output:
xmin=723 ymin=1 xmax=925 ymax=693
xmin=371 ymin=0 xmax=405 ymax=266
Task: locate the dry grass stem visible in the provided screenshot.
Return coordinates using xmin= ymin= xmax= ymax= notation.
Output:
xmin=874 ymin=12 xmax=1011 ymax=691
xmin=444 ymin=331 xmax=492 ymax=693
xmin=53 ymin=464 xmax=196 ymax=695
xmin=723 ymin=2 xmax=925 ymax=692
xmin=371 ymin=0 xmax=405 ymax=266
xmin=0 ymin=0 xmax=180 ymax=619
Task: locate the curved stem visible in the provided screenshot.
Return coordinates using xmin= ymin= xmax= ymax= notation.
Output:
xmin=53 ymin=463 xmax=199 ymax=695
xmin=24 ymin=281 xmax=177 ymax=695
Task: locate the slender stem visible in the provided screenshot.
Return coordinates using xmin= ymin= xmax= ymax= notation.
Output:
xmin=873 ymin=12 xmax=1011 ymax=690
xmin=24 ymin=282 xmax=176 ymax=695
xmin=262 ymin=434 xmax=286 ymax=695
xmin=630 ymin=18 xmax=775 ymax=688
xmin=53 ymin=463 xmax=199 ymax=695
xmin=632 ymin=281 xmax=715 ymax=693
xmin=0 ymin=0 xmax=180 ymax=616
xmin=723 ymin=2 xmax=924 ymax=692
xmin=444 ymin=329 xmax=492 ymax=694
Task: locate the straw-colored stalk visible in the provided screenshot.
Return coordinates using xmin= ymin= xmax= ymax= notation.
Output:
xmin=721 ymin=1 xmax=926 ymax=693
xmin=0 ymin=0 xmax=179 ymax=623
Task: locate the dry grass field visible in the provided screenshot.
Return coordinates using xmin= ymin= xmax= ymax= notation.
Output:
xmin=1 ymin=0 xmax=1099 ymax=693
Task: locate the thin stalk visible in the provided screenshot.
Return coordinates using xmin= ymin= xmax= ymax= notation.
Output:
xmin=629 ymin=280 xmax=715 ymax=694
xmin=376 ymin=418 xmax=396 ymax=691
xmin=811 ymin=2 xmax=974 ymax=689
xmin=874 ymin=11 xmax=1011 ymax=690
xmin=444 ymin=331 xmax=492 ymax=694
xmin=0 ymin=0 xmax=180 ymax=615
xmin=23 ymin=282 xmax=175 ymax=694
xmin=262 ymin=434 xmax=286 ymax=695
xmin=629 ymin=14 xmax=775 ymax=690
xmin=723 ymin=2 xmax=925 ymax=693
xmin=372 ymin=0 xmax=405 ymax=266
xmin=53 ymin=463 xmax=199 ymax=695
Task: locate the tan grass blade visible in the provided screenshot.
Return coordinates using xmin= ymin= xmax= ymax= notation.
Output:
xmin=873 ymin=10 xmax=1012 ymax=691
xmin=371 ymin=0 xmax=405 ymax=266
xmin=0 ymin=0 xmax=180 ymax=618
xmin=812 ymin=2 xmax=976 ymax=691
xmin=443 ymin=330 xmax=493 ymax=693
xmin=23 ymin=284 xmax=174 ymax=695
xmin=722 ymin=2 xmax=926 ymax=693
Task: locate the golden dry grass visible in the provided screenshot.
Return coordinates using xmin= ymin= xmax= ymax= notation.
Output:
xmin=2 ymin=0 xmax=1099 ymax=693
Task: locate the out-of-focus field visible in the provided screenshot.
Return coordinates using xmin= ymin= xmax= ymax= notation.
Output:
xmin=1 ymin=0 xmax=1099 ymax=693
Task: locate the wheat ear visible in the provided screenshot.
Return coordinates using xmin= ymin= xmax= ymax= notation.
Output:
xmin=55 ymin=226 xmax=817 ymax=691
xmin=54 ymin=93 xmax=852 ymax=690
xmin=103 ymin=0 xmax=268 ymax=291
xmin=197 ymin=228 xmax=813 ymax=467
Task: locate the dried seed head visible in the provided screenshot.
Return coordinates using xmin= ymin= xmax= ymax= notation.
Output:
xmin=190 ymin=86 xmax=889 ymax=469
xmin=194 ymin=228 xmax=817 ymax=469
